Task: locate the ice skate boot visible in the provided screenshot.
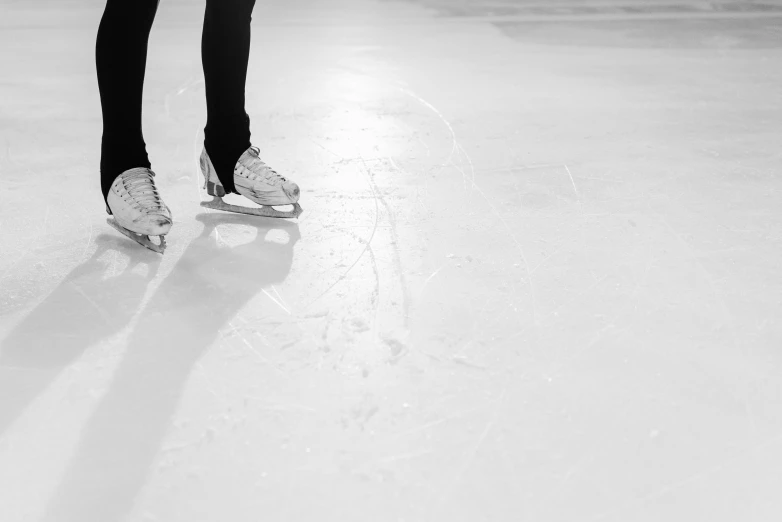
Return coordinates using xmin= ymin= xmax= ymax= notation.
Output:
xmin=106 ymin=167 xmax=173 ymax=254
xmin=199 ymin=146 xmax=302 ymax=219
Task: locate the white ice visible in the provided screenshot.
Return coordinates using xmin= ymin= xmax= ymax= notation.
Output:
xmin=1 ymin=0 xmax=782 ymax=521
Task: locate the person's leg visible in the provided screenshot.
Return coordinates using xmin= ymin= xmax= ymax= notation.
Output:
xmin=97 ymin=0 xmax=161 ymax=202
xmin=199 ymin=0 xmax=301 ymax=219
xmin=201 ymin=0 xmax=257 ymax=194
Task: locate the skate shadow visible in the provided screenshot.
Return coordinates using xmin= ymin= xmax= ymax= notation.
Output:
xmin=41 ymin=212 xmax=301 ymax=522
xmin=0 ymin=235 xmax=162 ymax=440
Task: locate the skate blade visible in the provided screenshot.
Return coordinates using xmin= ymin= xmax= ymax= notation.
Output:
xmin=107 ymin=218 xmax=167 ymax=254
xmin=200 ymin=196 xmax=303 ymax=219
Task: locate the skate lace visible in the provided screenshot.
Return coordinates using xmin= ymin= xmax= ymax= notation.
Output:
xmin=242 ymin=146 xmax=287 ymax=184
xmin=121 ymin=168 xmax=168 ymax=214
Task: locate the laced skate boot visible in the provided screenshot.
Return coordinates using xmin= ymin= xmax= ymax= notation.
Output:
xmin=106 ymin=167 xmax=173 ymax=254
xmin=199 ymin=146 xmax=302 ymax=219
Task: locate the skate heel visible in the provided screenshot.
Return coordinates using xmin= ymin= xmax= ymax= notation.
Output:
xmin=200 ymin=148 xmax=226 ymax=197
xmin=205 ymin=180 xmax=226 ymax=197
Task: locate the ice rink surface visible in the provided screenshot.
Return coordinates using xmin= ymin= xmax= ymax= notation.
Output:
xmin=1 ymin=0 xmax=782 ymax=520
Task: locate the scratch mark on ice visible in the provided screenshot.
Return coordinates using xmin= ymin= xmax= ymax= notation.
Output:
xmin=262 ymin=288 xmax=291 ymax=315
xmin=69 ymin=281 xmax=111 ymax=324
xmin=431 ymin=381 xmax=510 ymax=516
xmin=424 ymin=266 xmax=443 ymax=286
xmin=305 ymin=156 xmax=380 ymax=308
xmin=79 ymin=222 xmax=94 ymax=263
xmin=229 ymin=320 xmax=289 ymax=378
xmin=564 ymin=164 xmax=582 ymax=211
xmin=400 ymin=87 xmax=539 ymax=324
xmin=41 ymin=206 xmax=50 ymax=233
xmin=585 ymin=433 xmax=782 ymax=522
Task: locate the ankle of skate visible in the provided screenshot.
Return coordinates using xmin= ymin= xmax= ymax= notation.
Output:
xmin=199 ymin=146 xmax=303 ymax=219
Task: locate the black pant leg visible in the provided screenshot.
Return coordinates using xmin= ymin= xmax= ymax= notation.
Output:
xmin=202 ymin=0 xmax=257 ymax=193
xmin=97 ymin=0 xmax=161 ymax=202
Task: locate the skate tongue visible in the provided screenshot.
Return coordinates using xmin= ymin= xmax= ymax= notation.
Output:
xmin=242 ymin=149 xmax=286 ymax=183
xmin=123 ymin=168 xmax=167 ymax=213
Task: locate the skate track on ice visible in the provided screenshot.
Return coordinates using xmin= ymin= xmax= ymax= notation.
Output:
xmin=1 ymin=0 xmax=782 ymax=521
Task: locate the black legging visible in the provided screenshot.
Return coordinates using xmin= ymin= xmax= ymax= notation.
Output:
xmin=97 ymin=0 xmax=255 ymax=201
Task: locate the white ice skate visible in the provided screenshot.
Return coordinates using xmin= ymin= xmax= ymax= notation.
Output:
xmin=199 ymin=146 xmax=302 ymax=219
xmin=106 ymin=167 xmax=173 ymax=254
